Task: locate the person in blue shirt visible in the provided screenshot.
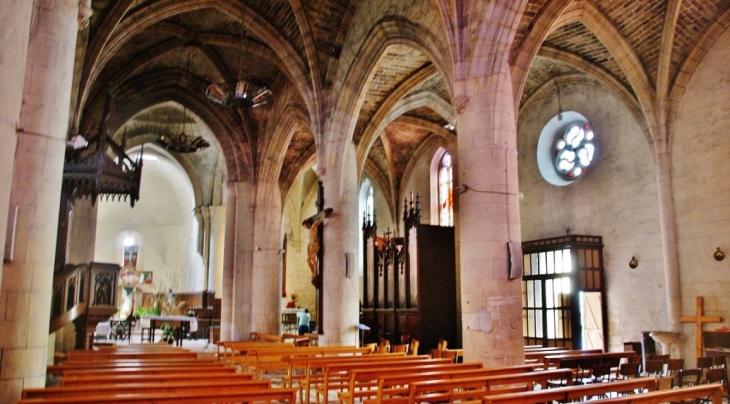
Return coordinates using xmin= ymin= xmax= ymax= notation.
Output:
xmin=297 ymin=308 xmax=311 ymax=335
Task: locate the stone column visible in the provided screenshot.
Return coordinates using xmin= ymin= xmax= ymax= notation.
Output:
xmin=0 ymin=0 xmax=80 ymax=402
xmin=220 ymin=184 xmax=237 ymax=341
xmin=201 ymin=205 xmax=212 ymax=291
xmin=319 ymin=144 xmax=360 ymax=347
xmin=0 ymin=0 xmax=34 ymax=268
xmin=455 ymin=68 xmax=524 ymax=367
xmin=221 ymin=182 xmax=257 ymax=340
xmin=250 ymin=182 xmax=284 ymax=334
xmin=654 ymin=147 xmax=681 ymax=332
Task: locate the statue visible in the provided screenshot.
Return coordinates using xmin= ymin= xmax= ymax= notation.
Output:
xmin=303 ymin=208 xmax=333 ymax=285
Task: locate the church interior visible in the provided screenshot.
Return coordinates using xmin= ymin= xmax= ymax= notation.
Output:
xmin=2 ymin=0 xmax=730 ymax=402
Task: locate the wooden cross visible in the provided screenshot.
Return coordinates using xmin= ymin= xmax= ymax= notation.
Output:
xmin=679 ymin=296 xmax=723 ymax=360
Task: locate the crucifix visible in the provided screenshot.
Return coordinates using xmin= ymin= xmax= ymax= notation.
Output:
xmin=301 ymin=181 xmax=332 ymax=334
xmin=679 ymin=296 xmax=723 ymax=360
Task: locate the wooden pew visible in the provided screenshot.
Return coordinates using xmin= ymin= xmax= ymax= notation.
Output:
xmin=23 ymin=379 xmax=270 ymax=399
xmin=295 ymin=354 xmax=431 ymax=403
xmin=284 ymin=351 xmax=413 ymax=388
xmin=313 ymin=358 xmax=454 ymax=404
xmin=588 ymin=384 xmax=723 ymax=404
xmin=482 ymin=377 xmax=658 ymax=404
xmin=366 ymin=365 xmax=537 ymax=404
xmin=404 ymin=369 xmax=573 ymax=404
xmin=59 ymin=366 xmax=237 ymax=384
xmin=65 ymin=350 xmax=198 ymax=361
xmin=543 ymin=350 xmax=636 ymax=370
xmin=17 ymin=387 xmax=297 ymax=404
xmin=252 ymin=346 xmax=376 ymax=378
xmin=60 ymin=372 xmax=254 ymax=387
xmin=94 ymin=343 xmax=185 ymax=350
xmin=47 ymin=358 xmax=220 ymax=375
xmin=524 ymin=348 xmax=602 ymax=362
xmin=217 ymin=340 xmax=292 ymax=362
xmin=338 ymin=362 xmax=485 ymax=404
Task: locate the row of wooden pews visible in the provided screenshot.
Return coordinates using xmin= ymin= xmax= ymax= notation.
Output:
xmin=19 ymin=344 xmax=296 ymax=404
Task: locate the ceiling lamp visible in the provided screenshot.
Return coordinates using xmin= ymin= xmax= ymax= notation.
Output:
xmin=205 ymin=81 xmax=272 ymax=109
xmin=205 ymin=20 xmax=272 ymax=109
xmin=158 ymin=54 xmax=210 ymax=153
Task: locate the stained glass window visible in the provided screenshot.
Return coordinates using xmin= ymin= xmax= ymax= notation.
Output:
xmin=366 ymin=186 xmax=374 ymax=218
xmin=554 ymin=124 xmax=596 ymax=180
xmin=438 ymin=152 xmax=453 ymax=226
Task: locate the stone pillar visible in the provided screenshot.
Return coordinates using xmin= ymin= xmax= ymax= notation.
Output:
xmin=319 ymin=144 xmax=360 ymax=347
xmin=0 ymin=1 xmax=80 ymax=402
xmin=209 ymin=205 xmax=226 ymax=296
xmin=654 ymin=148 xmax=682 ymax=332
xmin=221 ymin=182 xmax=258 ymax=340
xmin=250 ymin=183 xmax=284 ymax=334
xmin=455 ymin=68 xmax=524 ymax=367
xmin=201 ymin=206 xmax=212 ymax=291
xmin=0 ymin=0 xmax=34 ymax=268
xmin=220 ymin=184 xmax=237 ymax=341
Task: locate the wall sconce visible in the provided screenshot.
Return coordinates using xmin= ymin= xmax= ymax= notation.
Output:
xmin=629 ymin=256 xmax=638 ymax=269
xmin=714 ymin=248 xmax=725 ymax=262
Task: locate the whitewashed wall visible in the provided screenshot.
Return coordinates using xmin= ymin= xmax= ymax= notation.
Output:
xmin=94 ymin=152 xmax=203 ymax=298
xmin=516 ymin=82 xmax=665 ymax=350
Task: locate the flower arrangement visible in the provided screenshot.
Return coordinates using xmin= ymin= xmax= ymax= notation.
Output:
xmin=160 ymin=321 xmax=175 ymax=344
xmin=286 ymin=293 xmax=298 ymax=308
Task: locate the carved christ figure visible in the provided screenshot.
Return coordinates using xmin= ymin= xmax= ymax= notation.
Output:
xmin=303 ymin=208 xmax=333 ymax=284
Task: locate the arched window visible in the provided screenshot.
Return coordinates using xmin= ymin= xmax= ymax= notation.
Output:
xmin=438 ymin=152 xmax=453 ymax=226
xmin=366 ymin=186 xmax=374 ymax=218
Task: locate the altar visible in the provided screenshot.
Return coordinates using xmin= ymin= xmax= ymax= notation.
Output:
xmin=142 ymin=315 xmax=198 ymax=346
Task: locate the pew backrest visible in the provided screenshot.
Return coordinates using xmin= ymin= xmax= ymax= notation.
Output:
xmin=482 ymin=377 xmax=658 ymax=404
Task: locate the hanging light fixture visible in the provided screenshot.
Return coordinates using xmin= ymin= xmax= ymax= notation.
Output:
xmin=205 ymin=18 xmax=272 ymax=109
xmin=158 ymin=54 xmax=210 ymax=153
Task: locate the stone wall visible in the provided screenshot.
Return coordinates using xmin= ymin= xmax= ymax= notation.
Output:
xmin=672 ymin=27 xmax=730 ymax=363
xmin=517 ymin=82 xmax=665 ymax=350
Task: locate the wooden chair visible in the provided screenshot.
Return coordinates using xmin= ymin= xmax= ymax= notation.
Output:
xmin=408 ymin=339 xmax=420 ymax=356
xmin=667 ymin=358 xmax=685 ymax=386
xmin=364 ymin=342 xmax=377 ymax=353
xmin=550 ymin=358 xmax=580 ymax=387
xmin=652 ymin=354 xmax=670 ymax=364
xmin=139 ymin=318 xmax=152 ymax=342
xmin=618 ymin=362 xmax=641 ymax=379
xmin=392 ymin=344 xmax=408 ymax=354
xmin=442 ymin=350 xmax=457 ymax=363
xmin=603 ymin=356 xmax=622 ymax=379
xmin=645 ymin=360 xmax=665 ymax=377
xmin=627 ymin=355 xmax=642 ymax=364
xmin=705 ymin=368 xmax=725 ymax=385
xmin=677 ymin=369 xmax=702 ymax=387
xmin=437 ymin=339 xmax=448 ymax=350
xmin=376 ymin=345 xmax=391 ymax=354
xmin=591 ymin=363 xmax=613 ymax=383
xmin=578 ymin=357 xmax=601 ymax=384
xmin=698 ymin=357 xmax=715 ymax=382
xmin=712 ymin=356 xmax=726 ymax=368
